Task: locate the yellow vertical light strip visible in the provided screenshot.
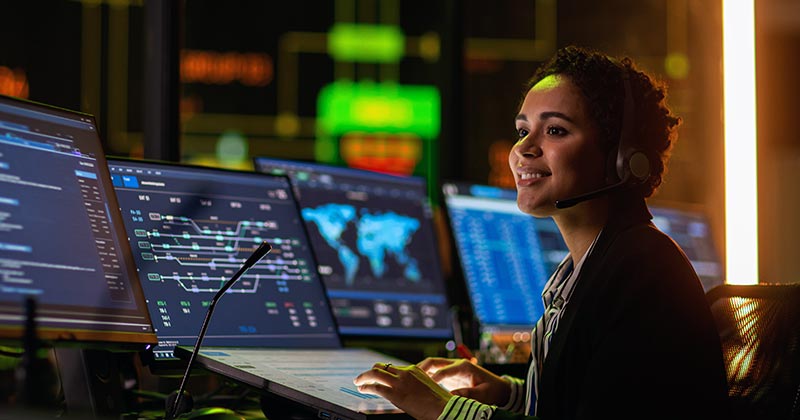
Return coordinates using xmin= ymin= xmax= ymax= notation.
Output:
xmin=722 ymin=0 xmax=759 ymax=284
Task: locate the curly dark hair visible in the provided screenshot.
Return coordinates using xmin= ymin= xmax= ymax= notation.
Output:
xmin=522 ymin=45 xmax=681 ymax=198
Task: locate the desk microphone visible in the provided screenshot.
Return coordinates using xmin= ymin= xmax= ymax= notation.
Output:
xmin=165 ymin=240 xmax=272 ymax=420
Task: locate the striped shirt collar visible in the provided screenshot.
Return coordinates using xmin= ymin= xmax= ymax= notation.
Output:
xmin=543 ymin=231 xmax=600 ymax=310
xmin=526 ymin=230 xmax=602 ymax=415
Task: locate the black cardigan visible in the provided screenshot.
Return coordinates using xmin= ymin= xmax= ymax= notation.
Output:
xmin=493 ymin=196 xmax=728 ymax=420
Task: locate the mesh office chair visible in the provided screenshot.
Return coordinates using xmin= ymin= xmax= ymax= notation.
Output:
xmin=706 ymin=283 xmax=800 ymax=420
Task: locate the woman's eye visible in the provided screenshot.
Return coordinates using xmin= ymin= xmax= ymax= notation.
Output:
xmin=546 ymin=126 xmax=567 ymax=136
xmin=516 ymin=128 xmax=529 ymax=138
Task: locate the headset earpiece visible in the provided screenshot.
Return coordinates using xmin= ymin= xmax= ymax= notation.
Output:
xmin=615 ymin=68 xmax=651 ymax=185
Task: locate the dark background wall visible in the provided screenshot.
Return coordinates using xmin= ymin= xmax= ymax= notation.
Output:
xmin=0 ymin=0 xmax=797 ymax=284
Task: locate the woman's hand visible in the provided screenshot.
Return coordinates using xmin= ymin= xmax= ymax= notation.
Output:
xmin=354 ymin=362 xmax=452 ymax=420
xmin=417 ymin=357 xmax=512 ymax=406
xmin=353 ymin=358 xmax=513 ymax=420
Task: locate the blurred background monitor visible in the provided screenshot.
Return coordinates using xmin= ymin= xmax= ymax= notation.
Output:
xmin=441 ymin=181 xmax=568 ymax=334
xmin=649 ymin=204 xmax=724 ymax=292
xmin=107 ymin=158 xmax=341 ymax=371
xmin=0 ymin=94 xmax=155 ymax=348
xmin=253 ymin=157 xmax=452 ymax=341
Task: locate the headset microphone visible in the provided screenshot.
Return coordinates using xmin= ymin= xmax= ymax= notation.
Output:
xmin=554 ymin=65 xmax=650 ymax=210
xmin=555 ymin=179 xmax=627 ymax=209
xmin=165 ymin=240 xmax=272 ymax=420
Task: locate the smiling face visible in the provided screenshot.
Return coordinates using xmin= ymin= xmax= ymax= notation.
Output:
xmin=509 ymin=74 xmax=608 ymax=218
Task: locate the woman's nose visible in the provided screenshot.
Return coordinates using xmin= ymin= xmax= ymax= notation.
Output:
xmin=523 ymin=145 xmax=543 ymax=157
xmin=514 ymin=137 xmax=543 ymax=158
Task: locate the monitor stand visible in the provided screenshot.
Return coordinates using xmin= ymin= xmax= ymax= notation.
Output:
xmin=53 ymin=348 xmax=139 ymax=418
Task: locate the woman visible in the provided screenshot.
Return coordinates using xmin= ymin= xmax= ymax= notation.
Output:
xmin=354 ymin=46 xmax=728 ymax=420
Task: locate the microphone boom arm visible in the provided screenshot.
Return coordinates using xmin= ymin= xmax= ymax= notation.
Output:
xmin=167 ymin=240 xmax=272 ymax=420
xmin=554 ymin=178 xmax=627 ymax=209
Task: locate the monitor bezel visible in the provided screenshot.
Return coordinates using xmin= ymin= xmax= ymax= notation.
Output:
xmin=0 ymin=94 xmax=157 ymax=349
xmin=646 ymin=199 xmax=725 ymax=290
xmin=253 ymin=156 xmax=454 ymax=342
xmin=106 ymin=156 xmax=345 ymax=368
xmin=439 ymin=179 xmax=555 ymax=332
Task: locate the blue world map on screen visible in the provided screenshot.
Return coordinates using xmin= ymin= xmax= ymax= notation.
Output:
xmin=302 ymin=203 xmax=421 ymax=286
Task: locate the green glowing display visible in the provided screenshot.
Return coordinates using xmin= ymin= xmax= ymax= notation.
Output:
xmin=317 ymin=81 xmax=440 ymax=139
xmin=328 ymin=23 xmax=404 ymax=63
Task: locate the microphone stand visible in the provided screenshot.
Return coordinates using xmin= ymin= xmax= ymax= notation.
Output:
xmin=165 ymin=240 xmax=272 ymax=420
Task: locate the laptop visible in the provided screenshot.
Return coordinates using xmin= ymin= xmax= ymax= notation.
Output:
xmin=252 ymin=158 xmax=453 ymax=351
xmin=107 ymin=158 xmax=411 ymax=418
xmin=175 ymin=346 xmax=411 ymax=419
xmin=440 ymin=181 xmax=568 ymax=364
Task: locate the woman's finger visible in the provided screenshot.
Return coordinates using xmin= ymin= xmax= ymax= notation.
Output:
xmin=353 ymin=367 xmax=397 ymax=386
xmin=371 ymin=362 xmax=400 ymax=373
xmin=355 ymin=382 xmax=393 ymax=398
xmin=428 ymin=360 xmax=476 ymax=383
xmin=417 ymin=357 xmax=458 ymax=373
xmin=450 ymin=387 xmax=474 ymax=398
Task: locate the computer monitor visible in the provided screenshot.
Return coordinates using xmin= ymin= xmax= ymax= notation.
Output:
xmin=106 ymin=158 xmax=340 ymax=368
xmin=253 ymin=157 xmax=452 ymax=340
xmin=0 ymin=95 xmax=156 ymax=347
xmin=649 ymin=204 xmax=724 ymax=292
xmin=441 ymin=181 xmax=568 ymax=332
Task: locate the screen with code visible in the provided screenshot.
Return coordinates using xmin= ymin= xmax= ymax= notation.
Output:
xmin=108 ymin=159 xmax=340 ymax=359
xmin=442 ymin=182 xmax=568 ymax=330
xmin=254 ymin=157 xmax=452 ymax=339
xmin=0 ymin=95 xmax=155 ymax=346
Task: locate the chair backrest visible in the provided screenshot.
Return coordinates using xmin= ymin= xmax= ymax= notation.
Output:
xmin=706 ymin=283 xmax=800 ymax=420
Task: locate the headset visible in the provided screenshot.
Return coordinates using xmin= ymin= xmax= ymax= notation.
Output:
xmin=554 ymin=65 xmax=652 ymax=209
xmin=614 ymin=68 xmax=650 ymax=185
